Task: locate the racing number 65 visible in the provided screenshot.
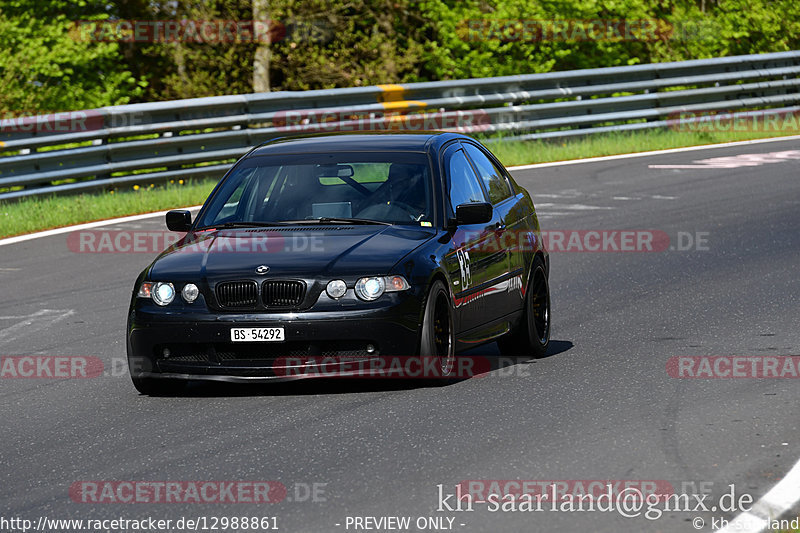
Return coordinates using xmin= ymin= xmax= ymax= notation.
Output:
xmin=457 ymin=248 xmax=471 ymax=289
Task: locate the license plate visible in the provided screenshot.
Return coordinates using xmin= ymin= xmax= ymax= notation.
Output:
xmin=230 ymin=327 xmax=285 ymax=342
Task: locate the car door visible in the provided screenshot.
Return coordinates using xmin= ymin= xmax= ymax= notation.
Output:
xmin=441 ymin=143 xmax=509 ymax=334
xmin=462 ymin=141 xmax=525 ymax=313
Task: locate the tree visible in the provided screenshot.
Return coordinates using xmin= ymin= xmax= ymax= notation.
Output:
xmin=267 ymin=0 xmax=427 ymax=90
xmin=253 ymin=0 xmax=270 ymax=92
xmin=0 ymin=0 xmax=144 ymax=114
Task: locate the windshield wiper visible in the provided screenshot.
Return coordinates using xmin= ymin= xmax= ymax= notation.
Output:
xmin=198 ymin=221 xmax=292 ymax=230
xmin=269 ymin=217 xmax=391 ymax=226
xmin=315 ymin=217 xmax=391 ymax=226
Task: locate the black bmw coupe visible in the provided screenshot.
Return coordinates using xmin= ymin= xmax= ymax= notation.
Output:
xmin=127 ymin=132 xmax=550 ymax=394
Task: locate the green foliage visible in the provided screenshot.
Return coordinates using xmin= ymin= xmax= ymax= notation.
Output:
xmin=268 ymin=0 xmax=428 ymax=89
xmin=649 ymin=0 xmax=800 ymax=61
xmin=113 ymin=0 xmax=257 ymax=100
xmin=414 ymin=0 xmax=800 ymax=78
xmin=0 ymin=0 xmax=145 ymax=114
xmin=1 ymin=0 xmax=799 ymax=107
xmin=252 ymin=0 xmax=800 ymax=90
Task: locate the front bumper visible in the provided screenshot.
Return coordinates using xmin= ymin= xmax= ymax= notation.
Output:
xmin=127 ymin=294 xmax=421 ymax=382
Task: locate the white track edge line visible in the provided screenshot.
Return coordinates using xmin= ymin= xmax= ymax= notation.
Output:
xmin=506 ymin=134 xmax=800 ymax=171
xmin=719 ymin=456 xmax=800 ymax=533
xmin=0 ymin=205 xmax=203 ymax=247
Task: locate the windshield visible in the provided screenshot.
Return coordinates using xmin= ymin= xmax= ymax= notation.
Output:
xmin=195 ymin=151 xmax=434 ymax=228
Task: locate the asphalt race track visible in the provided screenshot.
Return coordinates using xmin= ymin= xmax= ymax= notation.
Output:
xmin=1 ymin=137 xmax=799 ymax=532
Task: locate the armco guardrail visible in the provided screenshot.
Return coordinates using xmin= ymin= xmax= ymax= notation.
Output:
xmin=2 ymin=51 xmax=799 ymax=200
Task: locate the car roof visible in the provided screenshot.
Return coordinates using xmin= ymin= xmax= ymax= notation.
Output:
xmin=248 ymin=131 xmax=471 ymax=156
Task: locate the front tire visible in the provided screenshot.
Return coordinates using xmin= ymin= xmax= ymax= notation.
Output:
xmin=419 ymin=280 xmax=455 ymax=379
xmin=498 ymin=256 xmax=550 ymax=358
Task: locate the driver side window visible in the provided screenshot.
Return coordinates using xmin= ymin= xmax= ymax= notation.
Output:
xmin=446 ymin=147 xmax=486 ymax=212
xmin=463 ymin=143 xmax=513 ymax=205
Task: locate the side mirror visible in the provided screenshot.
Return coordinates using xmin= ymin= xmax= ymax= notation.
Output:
xmin=455 ymin=202 xmax=493 ymax=225
xmin=166 ymin=210 xmax=192 ymax=232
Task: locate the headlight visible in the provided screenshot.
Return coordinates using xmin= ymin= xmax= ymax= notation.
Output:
xmin=326 ymin=279 xmax=347 ymax=299
xmin=355 ymin=277 xmax=385 ymax=301
xmin=152 ymin=282 xmax=175 ymax=306
xmin=181 ymin=283 xmax=199 ymax=303
xmin=354 ymin=276 xmax=409 ymax=301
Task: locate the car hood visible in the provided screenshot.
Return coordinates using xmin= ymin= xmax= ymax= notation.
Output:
xmin=148 ymin=225 xmax=436 ymax=281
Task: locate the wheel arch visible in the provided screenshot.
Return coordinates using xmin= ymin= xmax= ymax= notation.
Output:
xmin=524 ymin=250 xmax=548 ymax=291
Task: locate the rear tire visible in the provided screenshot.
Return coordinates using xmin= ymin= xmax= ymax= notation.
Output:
xmin=498 ymin=256 xmax=550 ymax=358
xmin=419 ymin=280 xmax=455 ymax=380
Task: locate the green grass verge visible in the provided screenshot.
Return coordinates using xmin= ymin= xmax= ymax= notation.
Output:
xmin=486 ymin=126 xmax=799 ymax=167
xmin=0 ymin=180 xmax=217 ymax=239
xmin=1 ymin=127 xmax=798 ymax=239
